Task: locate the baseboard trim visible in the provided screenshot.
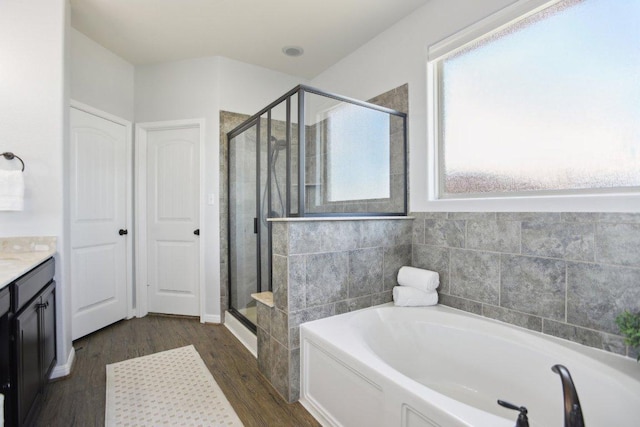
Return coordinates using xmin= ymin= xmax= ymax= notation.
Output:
xmin=224 ymin=311 xmax=257 ymax=358
xmin=50 ymin=347 xmax=76 ymax=379
xmin=202 ymin=314 xmax=221 ymax=324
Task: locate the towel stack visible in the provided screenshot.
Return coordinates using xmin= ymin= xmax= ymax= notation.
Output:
xmin=393 ymin=266 xmax=439 ymax=307
xmin=0 ymin=170 xmax=25 ymax=211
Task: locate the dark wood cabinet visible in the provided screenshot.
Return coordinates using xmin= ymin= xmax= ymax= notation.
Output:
xmin=1 ymin=258 xmax=56 ymax=427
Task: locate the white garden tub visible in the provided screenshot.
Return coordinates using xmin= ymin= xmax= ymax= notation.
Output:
xmin=299 ymin=304 xmax=640 ymax=427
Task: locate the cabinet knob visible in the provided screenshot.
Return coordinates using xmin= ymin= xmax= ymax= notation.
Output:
xmin=193 ymin=229 xmax=200 ymax=236
xmin=119 ymin=229 xmax=128 ymax=236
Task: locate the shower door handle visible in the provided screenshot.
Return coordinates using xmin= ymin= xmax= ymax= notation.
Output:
xmin=254 ymin=218 xmax=258 ymax=234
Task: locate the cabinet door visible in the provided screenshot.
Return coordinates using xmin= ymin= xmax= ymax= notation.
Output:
xmin=15 ymin=299 xmax=40 ymax=426
xmin=41 ymin=282 xmax=56 ymax=379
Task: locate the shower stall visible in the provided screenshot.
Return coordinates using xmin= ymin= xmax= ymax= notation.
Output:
xmin=227 ymin=85 xmax=407 ymax=330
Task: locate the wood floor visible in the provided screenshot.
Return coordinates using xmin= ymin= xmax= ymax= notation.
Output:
xmin=33 ymin=315 xmax=320 ymax=427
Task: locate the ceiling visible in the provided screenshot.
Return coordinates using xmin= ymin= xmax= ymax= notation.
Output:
xmin=70 ymin=0 xmax=431 ymax=79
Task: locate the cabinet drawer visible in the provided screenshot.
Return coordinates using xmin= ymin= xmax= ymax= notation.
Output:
xmin=12 ymin=258 xmax=55 ymax=312
xmin=0 ymin=286 xmax=9 ymax=317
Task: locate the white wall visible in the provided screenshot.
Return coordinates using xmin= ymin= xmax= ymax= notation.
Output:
xmin=310 ymin=0 xmax=640 ymax=212
xmin=310 ymin=0 xmax=515 ymax=212
xmin=69 ymin=28 xmax=135 ymax=121
xmin=135 ymin=56 xmax=305 ymax=319
xmin=0 ymin=0 xmax=72 ymax=372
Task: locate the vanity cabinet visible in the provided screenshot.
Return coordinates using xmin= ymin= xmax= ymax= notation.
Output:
xmin=1 ymin=257 xmax=56 ymax=427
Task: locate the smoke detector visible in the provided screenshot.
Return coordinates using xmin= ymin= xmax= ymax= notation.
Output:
xmin=282 ymin=46 xmax=304 ymax=57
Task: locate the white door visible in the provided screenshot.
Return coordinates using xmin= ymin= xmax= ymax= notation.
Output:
xmin=146 ymin=125 xmax=200 ymax=316
xmin=70 ymin=106 xmax=130 ymax=340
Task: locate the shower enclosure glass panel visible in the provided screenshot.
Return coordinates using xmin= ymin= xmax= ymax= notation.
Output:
xmin=227 ymin=85 xmax=407 ymax=330
xmin=304 ymin=93 xmax=403 ymax=214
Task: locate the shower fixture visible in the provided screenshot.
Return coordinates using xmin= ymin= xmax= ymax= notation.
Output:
xmin=261 ymin=136 xmax=286 ymax=225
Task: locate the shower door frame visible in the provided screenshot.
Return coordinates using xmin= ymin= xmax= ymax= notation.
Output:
xmin=227 ymin=116 xmax=263 ymax=333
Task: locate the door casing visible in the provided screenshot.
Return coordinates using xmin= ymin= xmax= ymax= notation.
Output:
xmin=135 ymin=119 xmax=206 ymax=322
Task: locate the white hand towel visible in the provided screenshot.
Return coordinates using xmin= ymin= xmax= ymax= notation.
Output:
xmin=0 ymin=170 xmax=25 ymax=211
xmin=397 ymin=266 xmax=439 ymax=292
xmin=393 ymin=286 xmax=438 ymax=307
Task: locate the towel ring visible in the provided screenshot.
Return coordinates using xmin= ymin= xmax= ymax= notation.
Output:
xmin=1 ymin=152 xmax=25 ymax=172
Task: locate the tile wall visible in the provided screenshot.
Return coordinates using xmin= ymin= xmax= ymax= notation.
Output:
xmin=257 ymin=218 xmax=413 ymax=402
xmin=412 ymin=212 xmax=640 ymax=359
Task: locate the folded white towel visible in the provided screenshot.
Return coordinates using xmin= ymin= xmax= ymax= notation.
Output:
xmin=0 ymin=170 xmax=25 ymax=211
xmin=393 ymin=286 xmax=438 ymax=307
xmin=397 ymin=266 xmax=439 ymax=292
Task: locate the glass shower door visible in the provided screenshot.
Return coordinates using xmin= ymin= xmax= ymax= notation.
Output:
xmin=228 ymin=122 xmax=260 ymax=328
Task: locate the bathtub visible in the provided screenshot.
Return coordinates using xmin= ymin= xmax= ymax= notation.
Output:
xmin=299 ymin=304 xmax=640 ymax=427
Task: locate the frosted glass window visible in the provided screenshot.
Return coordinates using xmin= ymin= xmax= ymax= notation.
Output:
xmin=437 ymin=0 xmax=640 ymax=196
xmin=326 ymin=103 xmax=390 ymax=202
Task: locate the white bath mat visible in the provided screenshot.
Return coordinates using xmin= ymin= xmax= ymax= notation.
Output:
xmin=105 ymin=345 xmax=243 ymax=426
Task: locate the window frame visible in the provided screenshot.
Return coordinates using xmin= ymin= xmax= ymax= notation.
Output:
xmin=425 ymin=0 xmax=640 ymax=211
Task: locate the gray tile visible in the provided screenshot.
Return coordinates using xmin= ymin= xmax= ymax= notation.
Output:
xmin=383 ymin=244 xmax=412 ymax=291
xmin=567 ymin=262 xmax=640 ymax=334
xmin=412 ymin=212 xmax=448 ymax=220
xmin=357 ymin=220 xmax=389 ymax=248
xmin=412 ymin=244 xmax=450 ymax=293
xmin=334 ymin=300 xmax=349 ymax=315
xmin=288 ymin=255 xmax=306 ymax=312
xmin=289 ymin=326 xmax=301 ymax=350
xmin=349 ymin=248 xmax=383 ymax=297
xmin=522 ymin=222 xmax=594 ymax=261
xmin=270 ymin=308 xmax=289 ymax=347
xmin=629 ymin=345 xmax=639 ymax=360
xmin=467 ymin=220 xmax=520 ymax=253
xmin=601 ymin=333 xmax=627 ymax=356
xmin=347 ymin=295 xmax=373 ymax=312
xmin=482 ymin=305 xmax=543 ymax=332
xmin=412 ymin=218 xmax=425 ymax=244
xmin=289 ymin=221 xmax=359 ymax=254
xmin=257 ymin=327 xmax=271 ymax=379
xmin=305 ymin=252 xmax=349 ymax=306
xmin=496 ymin=212 xmax=561 ymax=223
xmin=543 ymin=320 xmax=607 ymax=350
xmin=599 ymin=213 xmax=640 ymax=223
xmin=501 ymin=255 xmax=566 ymax=320
xmin=390 ymin=130 xmax=405 ymax=175
xmin=270 ymin=338 xmax=290 ymax=400
xmin=272 ymin=255 xmax=288 ymax=311
xmin=448 ymin=212 xmax=496 ymax=221
xmin=561 ymin=212 xmax=599 ymax=223
xmin=358 ymin=220 xmax=412 ymax=248
xmin=289 ymin=349 xmax=301 ymax=402
xmin=424 ymin=219 xmax=465 ymax=248
xmin=256 ymin=303 xmax=272 ymax=334
xmin=372 ymin=291 xmax=393 ymax=306
xmin=289 ymin=303 xmax=335 ymax=328
xmin=450 ymin=249 xmax=500 ymax=304
xmin=271 ymin=222 xmax=288 ymax=255
xmin=596 ymin=223 xmax=640 ymax=267
xmin=439 ymin=294 xmax=482 ymax=315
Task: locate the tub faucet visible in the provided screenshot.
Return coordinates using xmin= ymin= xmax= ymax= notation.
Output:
xmin=551 ymin=364 xmax=585 ymax=427
xmin=497 ymin=399 xmax=529 ymax=427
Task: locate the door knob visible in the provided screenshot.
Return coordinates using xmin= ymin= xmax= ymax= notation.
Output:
xmin=193 ymin=229 xmax=200 ymax=236
xmin=119 ymin=229 xmax=128 ymax=236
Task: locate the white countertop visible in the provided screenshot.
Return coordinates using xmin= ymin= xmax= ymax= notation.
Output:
xmin=0 ymin=237 xmax=57 ymax=290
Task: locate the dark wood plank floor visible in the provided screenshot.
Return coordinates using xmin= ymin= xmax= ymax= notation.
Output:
xmin=34 ymin=315 xmax=320 ymax=426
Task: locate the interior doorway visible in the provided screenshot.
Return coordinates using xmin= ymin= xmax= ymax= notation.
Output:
xmin=135 ymin=119 xmax=205 ymax=319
